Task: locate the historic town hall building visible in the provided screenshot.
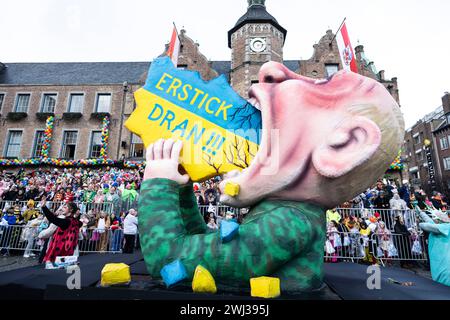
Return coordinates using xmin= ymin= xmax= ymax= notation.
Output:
xmin=0 ymin=0 xmax=399 ymax=164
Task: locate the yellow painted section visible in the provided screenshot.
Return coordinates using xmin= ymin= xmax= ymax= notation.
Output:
xmin=100 ymin=263 xmax=131 ymax=287
xmin=250 ymin=277 xmax=281 ymax=299
xmin=224 ymin=182 xmax=240 ymax=197
xmin=125 ymin=88 xmax=259 ymax=182
xmin=192 ymin=265 xmax=217 ymax=294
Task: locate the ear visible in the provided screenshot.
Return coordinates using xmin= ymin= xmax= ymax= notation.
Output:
xmin=312 ymin=116 xmax=382 ymax=178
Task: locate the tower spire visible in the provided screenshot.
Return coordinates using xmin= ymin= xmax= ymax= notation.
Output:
xmin=248 ymin=0 xmax=265 ymax=8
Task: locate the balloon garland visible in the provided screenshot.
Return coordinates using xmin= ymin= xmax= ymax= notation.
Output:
xmin=0 ymin=114 xmax=148 ymax=168
xmin=0 ymin=157 xmax=145 ymax=169
xmin=41 ymin=116 xmax=54 ymax=159
xmin=389 ymin=150 xmax=404 ymax=171
xmin=100 ymin=115 xmax=110 ymax=159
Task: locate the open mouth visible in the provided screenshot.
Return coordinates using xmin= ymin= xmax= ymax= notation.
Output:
xmin=220 ymin=71 xmax=343 ymax=205
xmin=247 ymin=85 xmax=270 ymax=159
xmin=219 ymin=85 xmax=274 ymax=202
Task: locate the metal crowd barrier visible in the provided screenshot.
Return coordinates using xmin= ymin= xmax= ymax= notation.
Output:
xmin=323 ymin=231 xmax=428 ymax=264
xmin=78 ymin=228 xmax=123 ymax=253
xmin=335 ymin=208 xmax=419 ymax=232
xmin=0 ymin=225 xmax=123 ymax=255
xmin=371 ymin=233 xmax=427 ymax=263
xmin=198 ymin=205 xmax=239 ymax=218
xmin=0 ymin=200 xmax=115 ymax=215
xmin=324 ymin=231 xmax=365 ymax=262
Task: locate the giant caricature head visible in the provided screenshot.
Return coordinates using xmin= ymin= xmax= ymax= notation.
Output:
xmin=220 ymin=61 xmax=405 ymax=209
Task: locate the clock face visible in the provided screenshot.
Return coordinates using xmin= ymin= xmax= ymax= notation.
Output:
xmin=250 ymin=38 xmax=267 ymax=53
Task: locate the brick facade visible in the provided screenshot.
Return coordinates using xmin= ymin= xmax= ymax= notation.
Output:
xmin=428 ymin=93 xmax=450 ymax=196
xmin=402 ymin=94 xmax=450 ymax=196
xmin=0 ymin=83 xmax=136 ymax=160
xmin=0 ymin=0 xmax=402 ymax=170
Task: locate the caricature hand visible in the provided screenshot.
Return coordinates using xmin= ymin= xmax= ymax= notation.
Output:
xmin=143 ymin=139 xmax=190 ymax=185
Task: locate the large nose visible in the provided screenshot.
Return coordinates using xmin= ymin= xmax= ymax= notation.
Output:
xmin=258 ymin=61 xmax=291 ymax=84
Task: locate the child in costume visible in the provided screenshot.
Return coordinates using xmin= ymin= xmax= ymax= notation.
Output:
xmin=39 ymin=198 xmax=82 ymax=265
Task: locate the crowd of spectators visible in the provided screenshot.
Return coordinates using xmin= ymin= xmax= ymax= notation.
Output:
xmin=0 ymin=168 xmax=448 ymax=268
xmin=0 ymin=167 xmax=142 ymax=210
xmin=0 ymin=167 xmax=143 ymax=259
xmin=341 ymin=179 xmax=448 ymax=212
xmin=324 ymin=179 xmax=450 ymax=269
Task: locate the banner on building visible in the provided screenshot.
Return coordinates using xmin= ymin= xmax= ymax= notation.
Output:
xmin=125 ymin=57 xmax=262 ymax=181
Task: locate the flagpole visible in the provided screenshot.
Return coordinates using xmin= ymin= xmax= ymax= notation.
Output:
xmin=172 ymin=21 xmax=182 ymax=43
xmin=330 ymin=17 xmax=347 ymax=44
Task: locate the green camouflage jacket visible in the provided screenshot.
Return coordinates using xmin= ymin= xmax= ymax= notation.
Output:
xmin=139 ymin=178 xmax=326 ymax=292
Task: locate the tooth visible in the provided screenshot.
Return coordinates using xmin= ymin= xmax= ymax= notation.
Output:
xmin=247 ymin=98 xmax=257 ymax=106
xmin=315 ymin=79 xmax=328 ymax=84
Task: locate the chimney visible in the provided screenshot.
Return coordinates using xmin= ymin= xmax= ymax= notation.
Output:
xmin=378 ymin=70 xmax=385 ymax=81
xmin=443 ymin=92 xmax=450 ymax=114
xmin=355 ymin=45 xmax=364 ymax=60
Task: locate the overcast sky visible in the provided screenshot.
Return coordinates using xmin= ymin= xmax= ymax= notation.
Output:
xmin=2 ymin=0 xmax=449 ymax=128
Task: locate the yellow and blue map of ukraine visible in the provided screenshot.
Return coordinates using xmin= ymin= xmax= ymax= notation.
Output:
xmin=125 ymin=57 xmax=262 ymax=182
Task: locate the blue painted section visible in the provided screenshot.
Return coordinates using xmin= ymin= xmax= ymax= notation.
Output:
xmin=160 ymin=259 xmax=188 ymax=287
xmin=143 ymin=57 xmax=262 ymax=144
xmin=220 ymin=220 xmax=240 ymax=243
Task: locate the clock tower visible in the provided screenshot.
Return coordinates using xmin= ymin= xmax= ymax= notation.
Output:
xmin=228 ymin=0 xmax=287 ymax=97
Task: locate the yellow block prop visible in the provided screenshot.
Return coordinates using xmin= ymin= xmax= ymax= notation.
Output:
xmin=224 ymin=182 xmax=240 ymax=197
xmin=192 ymin=265 xmax=217 ymax=294
xmin=100 ymin=263 xmax=131 ymax=287
xmin=250 ymin=277 xmax=281 ymax=299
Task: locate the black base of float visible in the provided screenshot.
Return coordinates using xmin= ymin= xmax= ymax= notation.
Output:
xmin=324 ymin=262 xmax=450 ymax=300
xmin=0 ymin=252 xmax=448 ymax=300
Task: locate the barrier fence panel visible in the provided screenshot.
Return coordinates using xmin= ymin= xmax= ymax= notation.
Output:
xmin=0 ymin=225 xmax=42 ymax=255
xmin=0 ymin=201 xmax=431 ymax=264
xmin=324 ymin=231 xmax=365 ymax=262
xmin=0 ymin=201 xmax=115 ymax=215
xmin=323 ymin=231 xmax=428 ymax=264
xmin=335 ymin=208 xmax=419 ymax=232
xmin=371 ymin=233 xmax=427 ymax=263
xmin=198 ymin=205 xmax=239 ymax=219
xmin=120 ymin=199 xmax=139 ymax=214
xmin=0 ymin=225 xmax=123 ymax=255
xmin=78 ymin=228 xmax=123 ymax=253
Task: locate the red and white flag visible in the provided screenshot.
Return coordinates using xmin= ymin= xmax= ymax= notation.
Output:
xmin=336 ymin=21 xmax=358 ymax=73
xmin=167 ymin=25 xmax=181 ymax=66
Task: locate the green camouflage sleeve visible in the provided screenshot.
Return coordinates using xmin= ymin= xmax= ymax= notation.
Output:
xmin=139 ymin=178 xmax=317 ymax=285
xmin=179 ymin=183 xmax=207 ymax=235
